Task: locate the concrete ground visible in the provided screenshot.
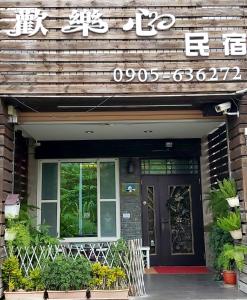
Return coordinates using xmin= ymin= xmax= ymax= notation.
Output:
xmin=134 ymin=274 xmax=247 ymax=300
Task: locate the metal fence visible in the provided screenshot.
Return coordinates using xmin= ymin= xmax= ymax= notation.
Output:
xmin=7 ymin=239 xmax=146 ymax=296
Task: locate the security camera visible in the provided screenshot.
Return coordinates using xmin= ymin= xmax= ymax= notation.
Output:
xmin=215 ymin=102 xmax=231 ymax=113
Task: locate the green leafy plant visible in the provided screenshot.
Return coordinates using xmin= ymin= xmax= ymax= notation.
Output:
xmin=217 ymin=210 xmax=241 ymax=232
xmin=208 ymin=188 xmax=229 ymax=221
xmin=6 ymin=218 xmax=31 ymax=249
xmin=90 ymin=262 xmax=127 ymax=290
xmin=209 ymin=224 xmax=233 ymax=271
xmin=2 ymin=256 xmax=23 ymax=291
xmin=22 ymin=267 xmax=44 ymax=291
xmin=42 ymin=256 xmax=91 ymax=291
xmin=218 ymin=179 xmax=237 ymax=199
xmin=218 ymin=243 xmax=247 ymax=271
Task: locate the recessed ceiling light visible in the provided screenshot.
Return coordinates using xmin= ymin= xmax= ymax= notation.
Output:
xmin=85 ymin=131 xmax=94 ymax=134
xmin=144 ymin=130 xmax=153 ymax=133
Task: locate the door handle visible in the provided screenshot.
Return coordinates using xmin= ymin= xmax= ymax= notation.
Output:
xmin=161 ymin=219 xmax=169 ymax=224
xmin=160 ymin=219 xmax=169 ymax=231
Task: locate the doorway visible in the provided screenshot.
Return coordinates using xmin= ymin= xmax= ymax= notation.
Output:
xmin=141 ymin=159 xmax=205 ymax=266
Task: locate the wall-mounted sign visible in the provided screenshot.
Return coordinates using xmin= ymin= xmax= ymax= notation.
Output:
xmin=6 ymin=8 xmax=246 ymax=58
xmin=122 ymin=212 xmax=131 ymax=219
xmin=121 ymin=183 xmax=140 ymax=196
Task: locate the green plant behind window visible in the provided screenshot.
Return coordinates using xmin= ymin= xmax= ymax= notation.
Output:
xmin=218 ymin=179 xmax=237 ymax=199
xmin=217 ymin=210 xmax=241 ymax=232
xmin=217 ymin=243 xmax=247 ymax=271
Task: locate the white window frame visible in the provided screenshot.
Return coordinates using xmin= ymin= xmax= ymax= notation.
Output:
xmin=37 ymin=158 xmax=120 ymax=242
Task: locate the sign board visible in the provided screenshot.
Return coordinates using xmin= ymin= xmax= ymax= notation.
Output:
xmin=121 ymin=183 xmax=140 ymax=196
xmin=1 ymin=1 xmax=247 ymax=96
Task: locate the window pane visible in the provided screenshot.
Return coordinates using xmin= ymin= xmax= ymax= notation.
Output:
xmin=41 ymin=203 xmax=57 ymax=237
xmin=42 ymin=163 xmax=58 ymax=200
xmin=60 ymin=162 xmax=97 ymax=238
xmin=100 ymin=162 xmax=116 ymax=199
xmin=100 ymin=202 xmax=116 ymax=237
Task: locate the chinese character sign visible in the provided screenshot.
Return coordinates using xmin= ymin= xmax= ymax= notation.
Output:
xmin=5 ymin=8 xmax=247 ymax=59
xmin=123 ymin=8 xmax=176 ymax=37
xmin=223 ymin=34 xmax=247 ymax=56
xmin=185 ymin=33 xmax=209 ymax=57
xmin=6 ymin=8 xmax=48 ymax=37
xmin=61 ymin=9 xmax=108 ymax=37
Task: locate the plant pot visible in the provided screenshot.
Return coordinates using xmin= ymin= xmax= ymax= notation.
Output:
xmin=4 ymin=289 xmax=129 ymax=300
xmin=230 ymin=229 xmax=242 ymax=240
xmin=4 ymin=229 xmax=16 ymax=241
xmin=5 ymin=204 xmax=20 ymax=219
xmin=223 ymin=270 xmax=237 ymax=285
xmin=226 ymin=196 xmax=239 ymax=207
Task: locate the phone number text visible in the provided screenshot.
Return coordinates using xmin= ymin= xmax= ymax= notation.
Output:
xmin=112 ymin=67 xmax=241 ymax=83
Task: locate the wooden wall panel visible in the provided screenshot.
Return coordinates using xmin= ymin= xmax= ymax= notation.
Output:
xmin=1 ymin=1 xmax=247 ymax=96
xmin=207 ymin=124 xmax=229 ymax=187
xmin=13 ymin=131 xmax=28 ymax=201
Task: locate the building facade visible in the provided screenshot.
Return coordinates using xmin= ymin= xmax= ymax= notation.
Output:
xmin=1 ymin=0 xmax=247 ymax=293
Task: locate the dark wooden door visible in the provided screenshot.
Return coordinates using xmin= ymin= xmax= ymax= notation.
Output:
xmin=141 ymin=175 xmax=205 ymax=266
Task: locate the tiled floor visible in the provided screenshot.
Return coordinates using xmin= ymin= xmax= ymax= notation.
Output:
xmin=134 ymin=274 xmax=247 ymax=300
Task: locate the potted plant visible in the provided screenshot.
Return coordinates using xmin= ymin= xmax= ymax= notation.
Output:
xmin=217 ymin=243 xmax=247 ymax=285
xmin=217 ymin=210 xmax=242 ymax=239
xmin=218 ymin=179 xmax=239 ymax=207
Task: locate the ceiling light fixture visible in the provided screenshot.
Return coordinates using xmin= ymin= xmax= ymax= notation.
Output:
xmin=85 ymin=131 xmax=94 ymax=134
xmin=144 ymin=130 xmax=153 ymax=133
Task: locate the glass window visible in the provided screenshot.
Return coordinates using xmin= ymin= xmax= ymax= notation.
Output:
xmin=60 ymin=162 xmax=97 ymax=238
xmin=41 ymin=203 xmax=57 ymax=237
xmin=41 ymin=163 xmax=58 ymax=200
xmin=100 ymin=162 xmax=116 ymax=199
xmin=40 ymin=160 xmax=118 ymax=240
xmin=100 ymin=202 xmax=116 ymax=237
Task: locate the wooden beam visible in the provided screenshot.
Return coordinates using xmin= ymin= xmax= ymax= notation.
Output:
xmin=18 ymin=110 xmax=224 ymax=123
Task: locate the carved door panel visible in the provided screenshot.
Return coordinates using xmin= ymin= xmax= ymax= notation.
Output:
xmin=142 ymin=175 xmax=205 ymax=266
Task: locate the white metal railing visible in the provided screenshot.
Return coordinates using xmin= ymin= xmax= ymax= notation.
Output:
xmin=6 ymin=239 xmax=146 ymax=296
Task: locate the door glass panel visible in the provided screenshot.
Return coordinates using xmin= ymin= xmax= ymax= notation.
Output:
xmin=141 ymin=159 xmax=198 ymax=175
xmin=100 ymin=201 xmax=116 ymax=237
xmin=168 ymin=185 xmax=194 ymax=255
xmin=41 ymin=203 xmax=57 ymax=237
xmin=42 ymin=163 xmax=58 ymax=200
xmin=147 ymin=186 xmax=156 ymax=254
xmin=60 ymin=162 xmax=97 ymax=238
xmin=100 ymin=162 xmax=116 ymax=199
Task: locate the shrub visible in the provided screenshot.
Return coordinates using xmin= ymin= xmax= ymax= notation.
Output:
xmin=209 ymin=224 xmax=233 ymax=271
xmin=217 ymin=210 xmax=241 ymax=232
xmin=23 ymin=267 xmax=44 ymax=291
xmin=90 ymin=262 xmax=127 ymax=290
xmin=42 ymin=256 xmax=91 ymax=291
xmin=2 ymin=256 xmax=23 ymax=291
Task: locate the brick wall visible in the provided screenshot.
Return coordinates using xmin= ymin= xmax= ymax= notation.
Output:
xmin=119 ymin=158 xmax=142 ymax=240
